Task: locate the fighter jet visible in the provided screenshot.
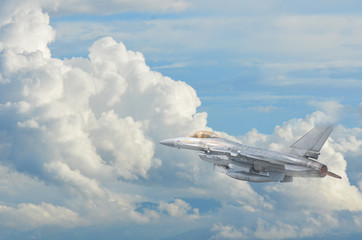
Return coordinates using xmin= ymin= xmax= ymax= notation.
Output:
xmin=159 ymin=125 xmax=341 ymax=182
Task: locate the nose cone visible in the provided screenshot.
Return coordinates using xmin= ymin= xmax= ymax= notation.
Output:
xmin=159 ymin=139 xmax=175 ymax=147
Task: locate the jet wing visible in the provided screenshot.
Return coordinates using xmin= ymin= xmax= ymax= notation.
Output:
xmin=209 ymin=146 xmax=293 ymax=166
xmin=289 ymin=125 xmax=334 ymax=159
xmin=209 ymin=146 xmax=286 ymax=174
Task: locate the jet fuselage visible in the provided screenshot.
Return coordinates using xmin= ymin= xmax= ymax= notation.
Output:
xmin=159 ymin=129 xmax=341 ymax=183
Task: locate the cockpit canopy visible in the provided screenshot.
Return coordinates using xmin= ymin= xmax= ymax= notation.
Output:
xmin=188 ymin=131 xmax=220 ymax=138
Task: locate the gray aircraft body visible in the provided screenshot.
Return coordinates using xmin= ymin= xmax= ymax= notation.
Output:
xmin=159 ymin=125 xmax=341 ymax=182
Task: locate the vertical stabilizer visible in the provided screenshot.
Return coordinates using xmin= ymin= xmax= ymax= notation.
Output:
xmin=289 ymin=125 xmax=334 ymax=159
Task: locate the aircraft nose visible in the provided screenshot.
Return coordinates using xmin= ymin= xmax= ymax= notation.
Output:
xmin=159 ymin=139 xmax=175 ymax=147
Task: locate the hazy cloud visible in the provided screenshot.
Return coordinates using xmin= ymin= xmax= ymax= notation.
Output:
xmin=254 ymin=218 xmax=297 ymax=240
xmin=211 ymin=223 xmax=245 ymax=239
xmin=251 ymin=105 xmax=279 ymax=113
xmin=0 ymin=202 xmax=83 ymax=230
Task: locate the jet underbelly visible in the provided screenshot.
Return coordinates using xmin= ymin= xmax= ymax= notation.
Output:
xmin=226 ymin=168 xmax=285 ymax=182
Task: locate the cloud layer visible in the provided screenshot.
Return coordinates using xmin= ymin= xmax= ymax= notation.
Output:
xmin=0 ymin=1 xmax=361 ymax=239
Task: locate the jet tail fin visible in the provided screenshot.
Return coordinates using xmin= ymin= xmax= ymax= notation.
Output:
xmin=289 ymin=125 xmax=334 ymax=159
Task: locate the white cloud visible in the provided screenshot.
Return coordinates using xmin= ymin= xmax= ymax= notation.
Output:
xmin=256 ymin=111 xmax=362 ymax=211
xmin=45 ymin=161 xmax=104 ymax=198
xmin=308 ymin=100 xmax=351 ymax=123
xmin=0 ymin=202 xmax=83 ymax=230
xmin=1 ymin=1 xmax=362 ymax=239
xmin=211 ymin=223 xmax=244 ymax=239
xmin=90 ymin=111 xmax=160 ymax=180
xmin=153 ymin=61 xmax=192 ymax=70
xmin=330 ymin=125 xmax=362 ymax=155
xmin=221 ymin=111 xmax=362 ymax=239
xmin=254 ymin=218 xmax=297 ymax=240
xmin=213 ymin=173 xmax=274 ymax=211
xmin=158 ymin=199 xmax=199 ymax=218
xmin=0 ymin=3 xmax=55 ymax=57
xmin=0 ymin=0 xmax=207 ymax=230
xmin=251 ymin=212 xmax=343 ymax=240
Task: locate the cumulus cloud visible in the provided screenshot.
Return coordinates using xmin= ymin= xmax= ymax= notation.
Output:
xmin=260 ymin=112 xmax=362 ymax=212
xmin=235 ymin=111 xmax=362 ymax=238
xmin=0 ymin=0 xmax=207 ymax=230
xmin=0 ymin=2 xmax=55 ymax=57
xmin=308 ymin=100 xmax=351 ymax=123
xmin=204 ymin=111 xmax=362 ymax=239
xmin=330 ymin=125 xmax=362 ymax=155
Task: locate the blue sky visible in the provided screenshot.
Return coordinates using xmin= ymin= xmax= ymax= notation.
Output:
xmin=0 ymin=1 xmax=362 ymax=239
xmin=48 ymin=1 xmax=362 ymax=134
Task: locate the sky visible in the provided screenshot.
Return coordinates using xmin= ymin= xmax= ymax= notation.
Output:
xmin=0 ymin=0 xmax=361 ymax=239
